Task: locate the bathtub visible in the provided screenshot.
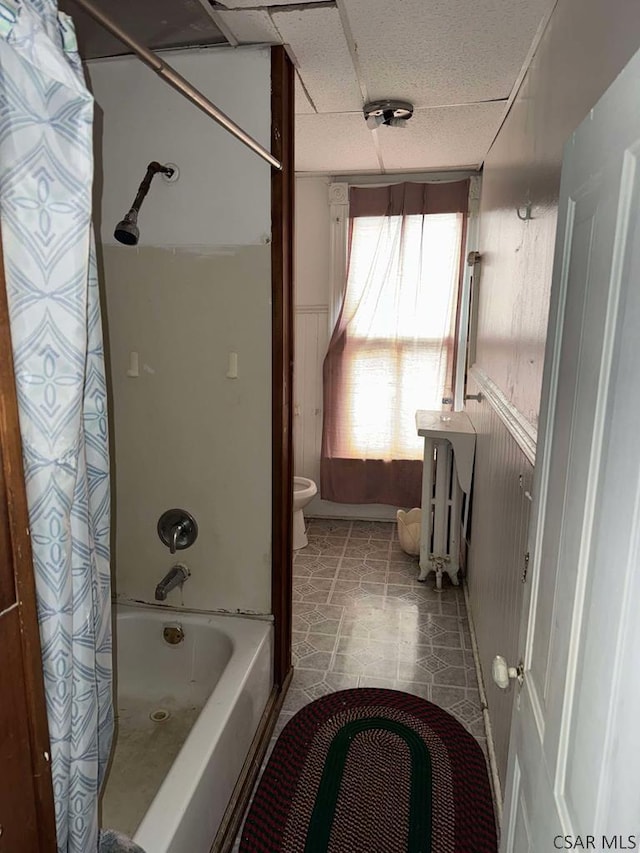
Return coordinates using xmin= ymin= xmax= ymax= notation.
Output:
xmin=101 ymin=603 xmax=273 ymax=853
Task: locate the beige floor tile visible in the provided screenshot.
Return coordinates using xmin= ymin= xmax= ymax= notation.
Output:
xmin=336 ymin=636 xmax=399 ymax=661
xmin=357 ymin=675 xmax=398 ymax=690
xmin=349 ymin=521 xmax=395 ymax=540
xmin=292 ymin=602 xmax=344 ymax=635
xmin=339 ymin=608 xmax=403 ymax=640
xmin=292 ymin=577 xmax=334 ymax=603
xmin=331 ymin=654 xmax=398 ymax=680
xmin=387 ymin=566 xmax=422 ymax=586
xmin=388 ymin=544 xmax=420 ymax=565
xmin=394 ymin=680 xmax=431 ymax=701
xmin=307 ymin=518 xmax=352 ymax=537
xmin=235 ymin=524 xmax=488 ymax=849
xmin=343 ymin=541 xmax=392 ymax=560
xmin=302 ymin=539 xmax=345 ymax=558
xmin=293 ymin=630 xmax=339 ymax=651
xmin=431 ymin=666 xmax=468 ymax=688
xmin=338 ymin=560 xmax=388 ymax=583
xmin=293 ymin=554 xmax=340 ymax=579
xmin=329 ymin=589 xmax=386 ymax=608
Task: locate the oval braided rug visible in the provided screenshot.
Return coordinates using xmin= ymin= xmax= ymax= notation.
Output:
xmin=240 ymin=689 xmax=497 ymax=853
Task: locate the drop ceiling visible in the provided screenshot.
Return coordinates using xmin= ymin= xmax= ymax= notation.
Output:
xmin=62 ymin=0 xmax=557 ymax=174
xmin=58 ymin=0 xmax=228 ymax=58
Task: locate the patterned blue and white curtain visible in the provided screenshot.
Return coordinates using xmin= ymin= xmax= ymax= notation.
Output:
xmin=0 ymin=2 xmax=112 ymax=851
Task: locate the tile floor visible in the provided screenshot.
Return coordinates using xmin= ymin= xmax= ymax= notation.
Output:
xmin=233 ymin=518 xmax=488 ymax=849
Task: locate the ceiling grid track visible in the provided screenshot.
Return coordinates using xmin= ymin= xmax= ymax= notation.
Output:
xmin=478 ymin=0 xmax=560 ymax=167
xmin=196 ymin=0 xmax=240 ymax=45
xmin=334 ymin=0 xmax=385 ymax=171
xmin=262 ymin=10 xmax=319 ymax=114
xmin=215 ymin=1 xmax=335 ymax=11
xmin=295 ymin=70 xmax=319 ymax=113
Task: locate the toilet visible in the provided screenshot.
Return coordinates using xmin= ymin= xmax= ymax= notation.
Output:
xmin=293 ymin=476 xmax=317 ymax=549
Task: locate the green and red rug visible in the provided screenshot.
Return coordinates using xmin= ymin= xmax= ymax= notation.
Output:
xmin=240 ymin=688 xmax=497 ymax=853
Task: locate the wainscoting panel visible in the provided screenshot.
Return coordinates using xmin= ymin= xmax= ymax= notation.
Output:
xmin=293 ymin=306 xmax=329 ymax=485
xmin=466 ymin=384 xmax=534 ymax=785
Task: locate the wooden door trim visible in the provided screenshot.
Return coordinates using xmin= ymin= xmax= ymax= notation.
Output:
xmin=270 ymin=46 xmax=294 ymax=688
xmin=0 ymin=235 xmax=57 ymax=849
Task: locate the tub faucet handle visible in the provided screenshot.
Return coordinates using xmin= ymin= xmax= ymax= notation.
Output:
xmin=158 ymin=509 xmax=198 ymax=553
xmin=170 ymin=521 xmax=185 ymax=554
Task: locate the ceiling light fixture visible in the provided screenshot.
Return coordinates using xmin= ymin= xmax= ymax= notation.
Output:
xmin=363 ymin=99 xmax=414 ymax=130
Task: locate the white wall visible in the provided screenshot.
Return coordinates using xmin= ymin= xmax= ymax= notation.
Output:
xmin=89 ymin=47 xmax=271 ymax=249
xmin=89 ymin=47 xmax=273 ymax=614
xmin=293 ymin=177 xmax=330 ymax=503
xmin=468 ymin=0 xmax=640 ymax=784
xmin=295 ymin=178 xmax=331 ymax=305
xmin=475 ymin=1 xmax=640 ymax=425
xmin=293 ymin=177 xmax=329 ymax=508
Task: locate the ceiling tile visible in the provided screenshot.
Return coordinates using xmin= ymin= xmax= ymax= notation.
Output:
xmin=376 ymin=102 xmax=506 ymax=171
xmin=61 ymin=0 xmax=227 ymax=59
xmin=296 ymin=114 xmax=379 ymax=172
xmin=296 ymin=74 xmax=316 ymax=114
xmin=217 ymin=8 xmax=280 ymax=43
xmin=272 ymin=5 xmax=362 ymax=113
xmin=343 ymin=0 xmax=555 ymax=107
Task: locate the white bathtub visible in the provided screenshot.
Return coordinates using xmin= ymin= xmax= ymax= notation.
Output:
xmin=102 ymin=603 xmax=273 ymax=853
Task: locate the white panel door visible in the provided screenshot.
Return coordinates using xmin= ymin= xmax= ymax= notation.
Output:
xmin=502 ymin=48 xmax=640 ymax=850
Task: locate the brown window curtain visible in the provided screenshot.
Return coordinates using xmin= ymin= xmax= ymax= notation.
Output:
xmin=321 ymin=179 xmax=469 ymax=507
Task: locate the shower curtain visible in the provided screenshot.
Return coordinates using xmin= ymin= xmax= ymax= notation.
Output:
xmin=0 ymin=2 xmax=112 ymax=851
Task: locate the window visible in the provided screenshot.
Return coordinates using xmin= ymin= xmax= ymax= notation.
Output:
xmin=321 ymin=180 xmax=468 ymax=507
xmin=340 ymin=212 xmax=463 ymax=460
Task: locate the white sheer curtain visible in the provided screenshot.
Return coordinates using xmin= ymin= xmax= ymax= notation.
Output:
xmin=321 ymin=180 xmax=467 ymax=507
xmin=340 ymin=212 xmax=462 ymax=460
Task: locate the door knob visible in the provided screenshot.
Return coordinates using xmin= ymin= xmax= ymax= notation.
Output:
xmin=492 ymin=655 xmax=524 ymax=689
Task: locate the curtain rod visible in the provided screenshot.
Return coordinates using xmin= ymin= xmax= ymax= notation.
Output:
xmin=69 ymin=0 xmax=282 ymax=171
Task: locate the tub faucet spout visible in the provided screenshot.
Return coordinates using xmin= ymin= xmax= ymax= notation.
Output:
xmin=155 ymin=563 xmax=190 ymax=601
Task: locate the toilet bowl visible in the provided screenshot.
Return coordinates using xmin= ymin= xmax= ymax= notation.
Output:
xmin=293 ymin=476 xmax=317 ymax=550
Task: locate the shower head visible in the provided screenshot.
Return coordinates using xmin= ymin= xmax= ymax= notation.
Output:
xmin=114 ymin=161 xmax=174 ymax=246
xmin=114 ymin=210 xmax=139 ymax=246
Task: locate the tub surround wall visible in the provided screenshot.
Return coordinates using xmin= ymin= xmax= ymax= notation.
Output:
xmin=468 ymin=0 xmax=640 ymax=783
xmin=89 ymin=48 xmax=273 ymax=613
xmin=102 ymin=246 xmax=271 ymax=613
xmin=88 ymin=48 xmax=271 ymax=249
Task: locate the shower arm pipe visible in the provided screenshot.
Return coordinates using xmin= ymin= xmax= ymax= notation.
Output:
xmin=69 ymin=0 xmax=282 ymax=172
xmin=128 ymin=161 xmax=172 ymax=215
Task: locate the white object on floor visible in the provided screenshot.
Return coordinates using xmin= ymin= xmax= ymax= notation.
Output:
xmin=293 ymin=476 xmax=317 ymax=549
xmin=396 ymin=508 xmax=421 ymax=556
xmin=415 ymin=410 xmax=476 ymax=589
